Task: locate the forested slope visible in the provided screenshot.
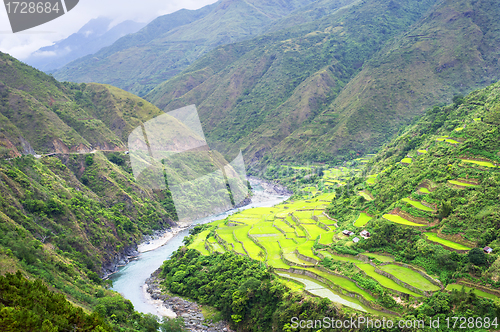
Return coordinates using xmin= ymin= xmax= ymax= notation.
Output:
xmin=327 ymin=80 xmax=500 ymax=301
xmin=147 ymin=0 xmax=500 ymax=167
xmin=52 ymin=0 xmax=321 ymax=96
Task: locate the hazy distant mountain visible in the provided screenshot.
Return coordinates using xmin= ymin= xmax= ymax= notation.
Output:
xmin=23 ymin=17 xmax=146 ymax=72
xmin=52 ymin=0 xmax=319 ymax=96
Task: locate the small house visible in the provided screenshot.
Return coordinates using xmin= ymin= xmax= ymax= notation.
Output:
xmin=342 ymin=230 xmax=354 ymax=236
xmin=360 ymin=230 xmax=370 ymax=238
xmin=484 ymin=247 xmax=493 ymax=254
xmin=353 ymin=237 xmax=360 ymax=243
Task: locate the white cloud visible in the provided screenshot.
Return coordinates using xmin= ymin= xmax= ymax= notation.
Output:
xmin=0 ymin=0 xmax=218 ymax=60
xmin=31 ymin=50 xmax=58 ymax=58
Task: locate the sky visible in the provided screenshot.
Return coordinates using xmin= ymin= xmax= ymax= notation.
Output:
xmin=0 ymin=0 xmax=218 ymax=60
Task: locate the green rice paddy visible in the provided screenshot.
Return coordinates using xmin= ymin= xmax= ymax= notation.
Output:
xmin=383 ymin=214 xmax=426 ymax=227
xmin=302 ymin=224 xmax=325 ymax=239
xmin=460 ymin=159 xmax=497 ymax=168
xmin=307 ymin=268 xmax=375 ymax=301
xmin=358 ymin=191 xmax=373 ymax=201
xmin=354 ymin=213 xmax=372 ymax=227
xmin=445 ymin=284 xmax=499 ymax=300
xmin=379 ymin=265 xmax=440 ymax=292
xmin=319 ymin=251 xmax=360 ymax=264
xmin=318 ymin=232 xmax=335 ymax=245
xmin=356 ymin=264 xmax=421 ymax=297
xmin=366 ymin=175 xmax=378 ymax=185
xmin=277 ymin=272 xmax=368 ymax=312
xmin=448 ymin=180 xmax=477 ymax=187
xmin=185 ymin=189 xmax=456 ymax=313
xmin=401 ymin=158 xmax=412 ymax=164
xmin=436 ymin=136 xmax=462 ymax=144
xmin=362 ymin=253 xmax=394 ymax=263
xmin=417 ymin=149 xmax=428 ymax=154
xmin=187 ymin=230 xmax=210 ymax=255
xmin=419 ymin=187 xmax=430 ymax=194
xmin=424 ymin=233 xmax=471 ymax=250
xmin=402 ymin=198 xmax=434 ymax=212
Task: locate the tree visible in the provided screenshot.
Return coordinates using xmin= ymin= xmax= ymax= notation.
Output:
xmin=468 ymin=247 xmax=487 ymax=266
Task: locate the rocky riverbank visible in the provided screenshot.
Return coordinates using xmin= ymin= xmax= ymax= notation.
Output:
xmin=101 ymin=245 xmax=139 ymax=280
xmin=146 ymin=270 xmax=234 ymax=332
xmin=248 ymin=177 xmax=292 ymax=203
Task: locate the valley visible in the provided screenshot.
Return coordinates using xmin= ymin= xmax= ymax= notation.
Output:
xmin=1 ymin=0 xmax=500 ymax=330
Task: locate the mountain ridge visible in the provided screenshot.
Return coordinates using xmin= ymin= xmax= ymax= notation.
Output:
xmin=52 ymin=0 xmax=320 ymax=96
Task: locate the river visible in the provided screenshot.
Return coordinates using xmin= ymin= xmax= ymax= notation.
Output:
xmin=109 ymin=179 xmax=289 ymax=316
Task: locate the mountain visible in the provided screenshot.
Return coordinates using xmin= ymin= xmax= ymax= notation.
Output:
xmin=0 ymin=50 xmax=256 ymax=331
xmin=160 ymin=80 xmax=500 ymax=330
xmin=145 ymin=0 xmax=439 ymax=164
xmin=0 ymin=51 xmax=182 ymax=329
xmin=52 ymin=0 xmax=321 ymax=96
xmin=22 ymin=17 xmax=146 ymax=72
xmin=325 ymin=79 xmax=500 ymax=312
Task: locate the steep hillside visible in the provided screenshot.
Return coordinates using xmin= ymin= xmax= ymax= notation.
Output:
xmin=147 ymin=0 xmax=500 ymax=167
xmin=327 ymin=80 xmax=500 ymax=289
xmin=0 ymin=52 xmax=246 ymax=330
xmin=299 ymin=0 xmax=500 ymax=162
xmin=52 ymin=0 xmax=319 ymax=96
xmin=147 ymin=0 xmax=439 ymax=165
xmin=0 ymin=51 xmax=174 ymax=156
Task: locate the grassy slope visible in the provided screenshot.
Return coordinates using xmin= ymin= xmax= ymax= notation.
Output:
xmin=147 ymin=0 xmax=500 ymax=168
xmin=0 ymin=52 xmax=179 ymax=155
xmin=146 ymin=0 xmax=438 ymax=166
xmin=53 ymin=0 xmax=319 ymax=96
xmin=304 ymin=0 xmax=500 ymax=160
xmin=325 ymin=80 xmax=500 ymax=298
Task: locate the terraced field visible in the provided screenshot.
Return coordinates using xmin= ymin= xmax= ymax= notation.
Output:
xmin=367 ymin=174 xmax=378 ymax=185
xmin=362 ymin=253 xmax=394 ymax=263
xmin=188 ymin=230 xmax=210 ymax=255
xmin=424 ymin=233 xmax=471 ymax=250
xmin=354 ymin=213 xmax=372 ymax=227
xmin=448 ymin=180 xmax=478 ymax=187
xmin=445 ymin=284 xmax=499 ymax=301
xmin=383 ymin=214 xmax=426 ymax=227
xmin=460 ymin=159 xmax=497 ymax=168
xmin=356 ymin=264 xmax=421 ymax=297
xmin=186 ymin=194 xmax=446 ymax=314
xmin=437 ymin=136 xmax=461 ymax=144
xmin=358 ymin=191 xmax=373 ymax=201
xmin=402 ymin=198 xmax=434 ymax=212
xmin=379 ymin=265 xmax=440 ymax=292
xmin=277 ymin=272 xmax=367 ymax=312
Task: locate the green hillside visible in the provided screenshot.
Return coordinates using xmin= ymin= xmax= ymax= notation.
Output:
xmin=0 ymin=52 xmax=246 ymax=330
xmin=0 ymin=52 xmax=175 ymax=156
xmin=146 ymin=0 xmax=500 ymax=168
xmin=168 ymin=81 xmax=500 ymax=328
xmin=52 ymin=0 xmax=320 ymax=96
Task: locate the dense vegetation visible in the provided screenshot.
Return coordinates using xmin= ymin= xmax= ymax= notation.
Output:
xmin=159 ymin=249 xmax=346 ymax=332
xmin=0 ymin=271 xmax=112 ymax=331
xmin=53 ymin=0 xmax=321 ymax=96
xmin=0 ymin=52 xmax=184 ymax=330
xmin=144 ymin=0 xmax=500 ymax=168
xmin=159 ymin=81 xmax=500 ymax=331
